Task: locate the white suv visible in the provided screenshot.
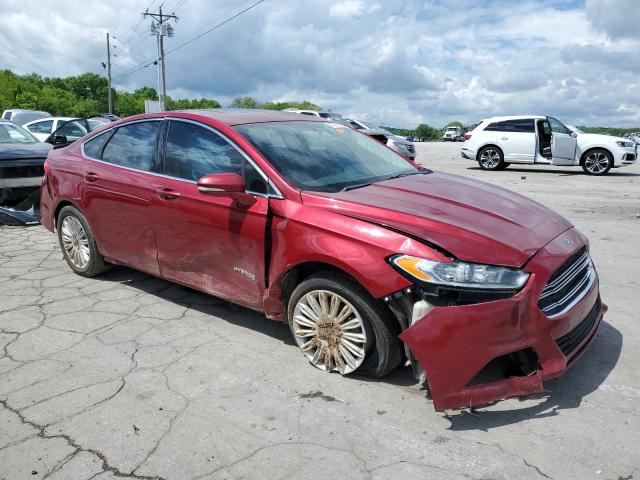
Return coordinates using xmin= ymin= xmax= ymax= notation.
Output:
xmin=461 ymin=115 xmax=637 ymax=175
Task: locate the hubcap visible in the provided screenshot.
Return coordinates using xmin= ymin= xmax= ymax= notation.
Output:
xmin=292 ymin=290 xmax=367 ymax=374
xmin=585 ymin=152 xmax=610 ymax=173
xmin=480 ymin=149 xmax=500 ymax=168
xmin=60 ymin=216 xmax=90 ymax=269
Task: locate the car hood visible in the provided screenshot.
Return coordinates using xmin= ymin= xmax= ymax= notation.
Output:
xmin=0 ymin=142 xmax=52 ymax=160
xmin=388 ymin=134 xmax=412 ymax=145
xmin=301 ymin=172 xmax=573 ymax=267
xmin=577 ymin=133 xmax=628 ymax=145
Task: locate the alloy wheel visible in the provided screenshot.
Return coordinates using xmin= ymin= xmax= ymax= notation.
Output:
xmin=60 ymin=216 xmax=90 ymax=269
xmin=292 ymin=289 xmax=368 ymax=374
xmin=480 ymin=149 xmax=500 ymax=169
xmin=584 ymin=152 xmax=610 ymax=174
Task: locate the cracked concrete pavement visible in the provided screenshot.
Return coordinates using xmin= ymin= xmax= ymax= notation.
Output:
xmin=1 ymin=142 xmax=639 ymax=479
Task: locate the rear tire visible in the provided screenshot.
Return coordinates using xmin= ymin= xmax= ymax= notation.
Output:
xmin=477 ymin=146 xmax=505 ymax=170
xmin=287 ymin=273 xmax=403 ymax=378
xmin=56 ymin=206 xmax=109 ymax=277
xmin=582 ymin=149 xmax=613 ymax=175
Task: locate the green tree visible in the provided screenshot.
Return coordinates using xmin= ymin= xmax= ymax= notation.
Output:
xmin=230 ymin=96 xmax=259 ymax=109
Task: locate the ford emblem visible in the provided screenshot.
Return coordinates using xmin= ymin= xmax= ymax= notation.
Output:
xmin=563 ymin=239 xmax=574 ymax=246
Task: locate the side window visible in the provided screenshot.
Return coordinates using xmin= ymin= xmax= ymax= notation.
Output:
xmin=83 ymin=131 xmax=111 ymax=159
xmin=102 ymin=121 xmax=161 ymax=171
xmin=503 ymin=119 xmax=535 ymax=133
xmin=55 ymin=120 xmax=88 ymax=140
xmin=484 ymin=121 xmax=504 ymax=132
xmin=28 ymin=120 xmax=54 ymax=133
xmin=164 ymin=121 xmax=243 ymax=181
xmin=548 ymin=117 xmax=571 ymax=135
xmin=245 ymin=161 xmax=268 ymax=194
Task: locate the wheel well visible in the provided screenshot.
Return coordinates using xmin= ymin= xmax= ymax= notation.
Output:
xmin=476 ymin=144 xmax=503 ymax=161
xmin=580 ymin=147 xmax=612 ymax=166
xmin=278 ymin=262 xmax=359 ymax=307
xmin=53 ymin=201 xmax=76 ymax=231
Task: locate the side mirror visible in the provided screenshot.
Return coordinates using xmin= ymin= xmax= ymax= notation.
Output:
xmin=196 ymin=173 xmax=256 ymax=206
xmin=48 ymin=134 xmax=68 ymax=145
xmin=570 ymin=131 xmax=577 ymax=138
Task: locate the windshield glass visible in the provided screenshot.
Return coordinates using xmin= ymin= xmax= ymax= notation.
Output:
xmin=0 ymin=123 xmax=38 ymax=144
xmin=234 ymin=121 xmax=419 ymax=192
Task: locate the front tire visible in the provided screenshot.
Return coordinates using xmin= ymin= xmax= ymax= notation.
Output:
xmin=287 ymin=273 xmax=402 ymax=378
xmin=477 ymin=146 xmax=505 ymax=170
xmin=582 ymin=149 xmax=612 ymax=175
xmin=56 ymin=206 xmax=109 ymax=277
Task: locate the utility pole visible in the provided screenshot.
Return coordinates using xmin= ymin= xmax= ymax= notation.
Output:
xmin=103 ymin=33 xmax=113 ymax=114
xmin=144 ymin=6 xmax=177 ymax=111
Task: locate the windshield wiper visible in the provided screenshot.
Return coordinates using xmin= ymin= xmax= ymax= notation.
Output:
xmin=385 ymin=169 xmax=431 ymax=181
xmin=341 ymin=182 xmax=373 ymax=192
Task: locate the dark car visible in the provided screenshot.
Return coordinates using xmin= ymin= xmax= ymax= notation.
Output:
xmin=40 ymin=109 xmax=605 ymax=411
xmin=0 ymin=120 xmax=52 ymax=205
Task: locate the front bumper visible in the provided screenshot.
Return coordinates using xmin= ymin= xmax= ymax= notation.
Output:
xmin=612 ymin=146 xmax=636 ymax=167
xmin=398 ymin=228 xmax=606 ymax=411
xmin=0 ymin=158 xmax=46 ymax=201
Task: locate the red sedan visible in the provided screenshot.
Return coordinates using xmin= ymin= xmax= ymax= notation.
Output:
xmin=40 ymin=110 xmax=605 ymax=411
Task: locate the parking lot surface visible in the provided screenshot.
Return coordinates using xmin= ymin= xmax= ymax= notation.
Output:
xmin=1 ymin=142 xmax=639 ymax=480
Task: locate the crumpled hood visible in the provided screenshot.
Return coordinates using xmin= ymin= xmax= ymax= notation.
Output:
xmin=0 ymin=142 xmax=52 ymax=160
xmin=301 ymin=172 xmax=573 ymax=267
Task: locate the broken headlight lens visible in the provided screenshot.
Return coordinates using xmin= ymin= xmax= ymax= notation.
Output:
xmin=391 ymin=255 xmax=530 ymax=290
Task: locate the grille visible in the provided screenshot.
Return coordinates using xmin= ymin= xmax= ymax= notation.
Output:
xmin=538 ymin=246 xmax=595 ymax=317
xmin=555 ymin=301 xmax=599 ymax=356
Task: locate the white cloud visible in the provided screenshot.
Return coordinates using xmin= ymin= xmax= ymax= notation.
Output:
xmin=0 ymin=0 xmax=639 ymax=127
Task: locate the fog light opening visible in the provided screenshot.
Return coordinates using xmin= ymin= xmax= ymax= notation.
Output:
xmin=466 ymin=348 xmax=540 ymax=387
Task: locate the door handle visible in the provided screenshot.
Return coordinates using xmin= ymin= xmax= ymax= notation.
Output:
xmin=83 ymin=172 xmax=99 ymax=182
xmin=156 ymin=188 xmax=181 ymax=200
xmin=501 ymin=137 xmax=508 ymax=141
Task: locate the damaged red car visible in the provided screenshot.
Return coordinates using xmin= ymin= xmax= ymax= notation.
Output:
xmin=40 ymin=110 xmax=606 ymax=411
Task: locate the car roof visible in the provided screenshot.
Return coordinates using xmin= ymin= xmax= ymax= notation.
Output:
xmin=24 ymin=116 xmax=75 ymax=125
xmin=173 ymin=108 xmax=326 ymax=126
xmin=483 ymin=115 xmax=546 ymax=122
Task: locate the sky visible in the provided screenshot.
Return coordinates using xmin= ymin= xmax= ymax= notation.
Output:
xmin=0 ymin=0 xmax=639 ymax=128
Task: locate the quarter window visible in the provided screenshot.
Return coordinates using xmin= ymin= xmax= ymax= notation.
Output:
xmin=83 ymin=131 xmax=111 ymax=159
xmin=164 ymin=121 xmax=243 ymax=181
xmin=101 ymin=121 xmax=161 ymax=171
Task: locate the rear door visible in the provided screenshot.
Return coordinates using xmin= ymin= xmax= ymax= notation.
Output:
xmin=548 ymin=116 xmax=577 ymax=165
xmin=485 ymin=119 xmax=536 ymax=163
xmin=152 ymin=119 xmax=271 ymax=309
xmin=79 ymin=120 xmax=162 ymax=275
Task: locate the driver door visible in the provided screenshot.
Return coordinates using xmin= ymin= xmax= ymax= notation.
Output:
xmin=548 ymin=116 xmax=577 ymax=165
xmin=152 ymin=119 xmax=270 ymax=310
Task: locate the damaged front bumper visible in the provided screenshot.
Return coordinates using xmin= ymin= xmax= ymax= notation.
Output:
xmin=396 ymin=229 xmax=606 ymax=411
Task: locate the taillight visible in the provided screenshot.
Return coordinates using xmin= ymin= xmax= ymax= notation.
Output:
xmin=464 ymin=134 xmax=472 ymax=141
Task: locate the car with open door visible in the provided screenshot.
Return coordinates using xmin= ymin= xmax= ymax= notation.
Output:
xmin=41 ymin=110 xmax=606 ymax=411
xmin=461 ymin=115 xmax=636 ymax=175
xmin=44 ymin=118 xmax=100 ymax=149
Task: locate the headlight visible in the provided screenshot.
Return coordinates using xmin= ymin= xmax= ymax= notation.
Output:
xmin=391 ymin=141 xmax=409 ymax=150
xmin=391 ymin=255 xmax=530 ymax=290
xmin=616 ymin=141 xmax=634 ymax=148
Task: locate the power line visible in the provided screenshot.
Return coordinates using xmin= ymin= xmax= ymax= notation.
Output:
xmin=111 ymin=0 xmax=265 ymax=81
xmin=165 ymin=0 xmax=264 ymax=56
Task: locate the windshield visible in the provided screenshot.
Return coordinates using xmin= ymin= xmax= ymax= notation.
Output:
xmin=318 ymin=112 xmax=344 ymax=121
xmin=569 ymin=125 xmax=584 ymax=134
xmin=0 ymin=123 xmax=38 ymax=144
xmin=234 ymin=121 xmax=419 ymax=192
